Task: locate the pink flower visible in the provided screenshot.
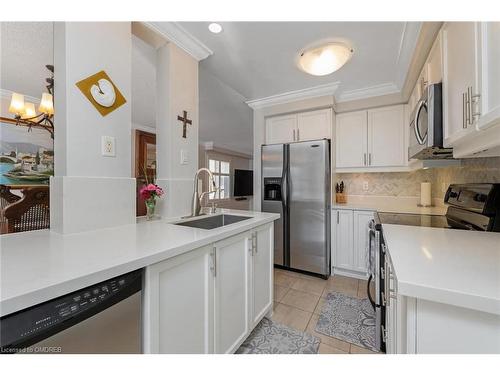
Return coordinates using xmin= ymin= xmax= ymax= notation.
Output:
xmin=140 ymin=183 xmax=165 ymax=200
xmin=155 ymin=187 xmax=164 ymax=196
xmin=140 ymin=186 xmax=151 ymax=200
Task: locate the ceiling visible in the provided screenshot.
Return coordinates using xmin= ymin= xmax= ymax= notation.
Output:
xmin=1 ymin=22 xmax=54 ymax=99
xmin=178 ymin=22 xmax=421 ymax=102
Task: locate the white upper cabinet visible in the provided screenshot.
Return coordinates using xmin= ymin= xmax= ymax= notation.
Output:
xmin=336 ymin=105 xmax=406 ymax=170
xmin=297 ymin=108 xmax=332 ymax=142
xmin=335 ymin=110 xmax=367 ymax=168
xmin=368 ymin=105 xmax=406 ymax=167
xmin=442 ymin=22 xmax=479 ymax=146
xmin=265 ymin=108 xmax=331 ymax=144
xmin=477 ymin=22 xmax=500 ymax=131
xmin=265 ymin=114 xmax=297 ymax=144
xmin=426 ymin=32 xmax=443 ymax=85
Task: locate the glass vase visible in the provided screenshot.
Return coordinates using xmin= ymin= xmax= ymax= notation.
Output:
xmin=145 ymin=199 xmax=156 ymax=221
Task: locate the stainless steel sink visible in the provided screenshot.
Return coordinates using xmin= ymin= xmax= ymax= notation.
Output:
xmin=174 ymin=214 xmax=251 ymax=230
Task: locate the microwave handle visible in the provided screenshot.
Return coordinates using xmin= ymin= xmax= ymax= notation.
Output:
xmin=414 ymin=100 xmax=427 ymax=145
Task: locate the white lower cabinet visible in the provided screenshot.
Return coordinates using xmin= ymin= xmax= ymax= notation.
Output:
xmin=213 ymin=232 xmax=251 ymax=354
xmin=143 ymin=223 xmax=273 ymax=354
xmin=250 ymin=224 xmax=274 ymax=327
xmin=332 ymin=209 xmax=373 ymax=278
xmin=143 ymin=245 xmax=214 ymax=354
xmin=384 ymin=248 xmax=500 ymax=354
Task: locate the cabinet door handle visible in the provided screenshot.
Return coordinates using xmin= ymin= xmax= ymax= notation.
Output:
xmin=363 ymin=153 xmax=367 ymax=166
xmin=293 ymin=129 xmax=296 ymax=141
xmin=337 ymin=211 xmax=339 ymax=224
xmin=471 ymin=87 xmax=481 ymax=120
xmin=297 ymin=128 xmax=300 ymax=141
xmin=368 ymin=153 xmax=372 ymax=166
xmin=463 ymin=92 xmax=467 ymax=129
xmin=252 ymin=233 xmax=258 ymax=253
xmin=466 ymin=87 xmax=472 ymax=126
xmin=248 ymin=237 xmax=254 ymax=255
xmin=210 ymin=247 xmax=217 ymax=277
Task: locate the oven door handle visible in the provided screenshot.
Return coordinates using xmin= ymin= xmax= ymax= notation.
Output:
xmin=367 ymin=274 xmax=376 ymax=309
xmin=414 ymin=99 xmax=428 ymax=145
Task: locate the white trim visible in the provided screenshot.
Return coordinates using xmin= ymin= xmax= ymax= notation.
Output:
xmin=145 ymin=22 xmax=213 ymax=61
xmin=332 ymin=267 xmax=368 ymax=280
xmin=336 ymin=83 xmax=400 ymax=103
xmin=0 ymin=88 xmax=40 ymax=104
xmin=246 ymin=82 xmax=339 ymax=109
xmin=395 ymin=22 xmax=422 ymax=89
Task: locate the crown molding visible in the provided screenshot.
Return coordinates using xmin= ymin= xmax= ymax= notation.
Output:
xmin=395 ymin=22 xmax=422 ymax=89
xmin=336 ymin=82 xmax=400 ymax=103
xmin=1 ymin=89 xmax=40 ymax=104
xmin=144 ymin=22 xmax=213 ymax=61
xmin=246 ymin=82 xmax=339 ymax=109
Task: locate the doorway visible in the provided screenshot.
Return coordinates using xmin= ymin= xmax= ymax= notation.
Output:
xmin=135 ymin=130 xmax=156 ymax=216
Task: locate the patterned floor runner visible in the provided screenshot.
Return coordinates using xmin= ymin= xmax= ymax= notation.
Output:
xmin=315 ymin=292 xmax=378 ymax=352
xmin=236 ymin=318 xmax=320 ymax=354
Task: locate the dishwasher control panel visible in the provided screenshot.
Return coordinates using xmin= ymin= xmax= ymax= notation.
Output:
xmin=0 ymin=269 xmax=142 ymax=352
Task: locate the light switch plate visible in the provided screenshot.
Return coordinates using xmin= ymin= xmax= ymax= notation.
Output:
xmin=180 ymin=149 xmax=189 ymax=165
xmin=101 ymin=136 xmax=116 ymax=157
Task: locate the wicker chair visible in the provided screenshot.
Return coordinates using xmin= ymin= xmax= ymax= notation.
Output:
xmin=0 ymin=185 xmax=22 ymax=230
xmin=4 ymin=186 xmax=50 ymax=233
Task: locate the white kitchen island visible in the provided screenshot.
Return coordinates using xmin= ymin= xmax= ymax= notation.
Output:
xmin=0 ymin=210 xmax=279 ymax=354
xmin=381 ymin=224 xmax=500 ymax=354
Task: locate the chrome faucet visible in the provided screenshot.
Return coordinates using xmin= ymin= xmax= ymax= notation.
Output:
xmin=191 ymin=168 xmax=217 ymax=217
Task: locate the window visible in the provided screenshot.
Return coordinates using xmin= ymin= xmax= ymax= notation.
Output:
xmin=208 ymin=158 xmax=230 ymax=200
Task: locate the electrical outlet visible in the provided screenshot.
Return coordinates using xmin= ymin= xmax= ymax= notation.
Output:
xmin=363 ymin=181 xmax=369 ymax=191
xmin=101 ymin=136 xmax=116 ymax=157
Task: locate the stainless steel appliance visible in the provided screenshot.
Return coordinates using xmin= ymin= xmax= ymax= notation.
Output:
xmin=262 ymin=139 xmax=331 ymax=278
xmin=0 ymin=269 xmax=143 ymax=354
xmin=367 ymin=183 xmax=500 ymax=352
xmin=409 ymin=82 xmax=453 ymax=160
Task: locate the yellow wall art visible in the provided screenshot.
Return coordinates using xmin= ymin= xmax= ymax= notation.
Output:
xmin=75 ymin=70 xmax=126 ymax=116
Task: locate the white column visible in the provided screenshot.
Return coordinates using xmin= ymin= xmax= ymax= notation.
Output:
xmin=155 ymin=42 xmax=199 ymax=218
xmin=51 ymin=22 xmax=135 ymax=233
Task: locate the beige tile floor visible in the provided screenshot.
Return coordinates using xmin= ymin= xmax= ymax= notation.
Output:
xmin=272 ymin=268 xmax=378 ymax=354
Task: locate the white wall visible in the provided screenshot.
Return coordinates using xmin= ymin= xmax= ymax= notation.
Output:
xmin=199 ymin=66 xmax=253 ymax=155
xmin=54 ymin=22 xmax=132 ymax=178
xmin=51 ymin=22 xmax=135 ymax=234
xmin=131 ymin=34 xmax=156 ymax=128
xmin=155 ymin=42 xmax=199 ymax=218
xmin=252 ymin=95 xmax=335 ymax=211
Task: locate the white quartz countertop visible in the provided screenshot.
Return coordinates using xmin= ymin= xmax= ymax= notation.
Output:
xmin=332 ymin=195 xmax=447 ymax=215
xmin=0 ymin=209 xmax=279 ymax=317
xmin=382 ymin=224 xmax=500 ymax=315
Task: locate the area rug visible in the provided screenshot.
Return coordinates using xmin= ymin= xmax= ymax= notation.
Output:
xmin=315 ymin=292 xmax=377 ymax=352
xmin=236 ymin=318 xmax=320 ymax=354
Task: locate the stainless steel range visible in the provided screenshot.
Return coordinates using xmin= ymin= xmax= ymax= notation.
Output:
xmin=367 ymin=183 xmax=500 ymax=352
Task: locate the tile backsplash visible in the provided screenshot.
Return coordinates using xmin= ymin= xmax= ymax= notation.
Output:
xmin=336 ymin=157 xmax=500 ymax=200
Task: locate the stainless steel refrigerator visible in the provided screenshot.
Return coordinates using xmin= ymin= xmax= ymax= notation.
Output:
xmin=261 ymin=139 xmax=331 ymax=278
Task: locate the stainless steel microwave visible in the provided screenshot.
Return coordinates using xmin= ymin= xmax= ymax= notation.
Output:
xmin=408 ymin=82 xmax=453 ymax=159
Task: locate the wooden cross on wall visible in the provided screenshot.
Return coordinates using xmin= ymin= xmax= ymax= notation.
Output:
xmin=177 ymin=110 xmax=192 ymax=138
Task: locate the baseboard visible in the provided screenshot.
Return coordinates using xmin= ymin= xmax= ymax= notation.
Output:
xmin=332 ymin=267 xmax=368 ymax=280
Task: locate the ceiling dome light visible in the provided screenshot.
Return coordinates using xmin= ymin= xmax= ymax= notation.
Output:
xmin=298 ymin=43 xmax=353 ymax=76
xmin=208 ymin=23 xmax=223 ymax=34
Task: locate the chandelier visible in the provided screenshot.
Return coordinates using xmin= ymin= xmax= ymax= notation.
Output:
xmin=3 ymin=65 xmax=54 ymax=138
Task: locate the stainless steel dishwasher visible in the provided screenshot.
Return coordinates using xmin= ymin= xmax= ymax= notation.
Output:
xmin=0 ymin=269 xmax=143 ymax=354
